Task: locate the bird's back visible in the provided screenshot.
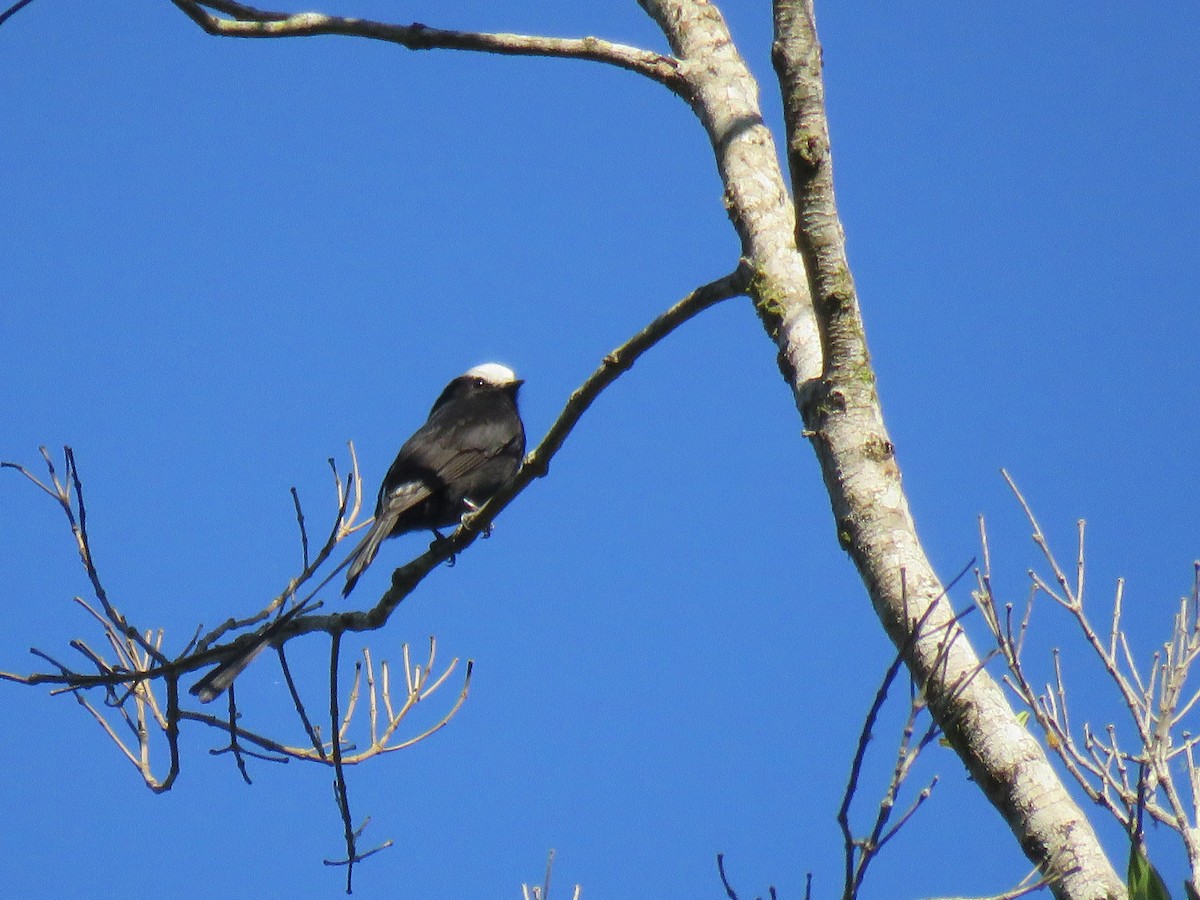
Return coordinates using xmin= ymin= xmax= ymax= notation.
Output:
xmin=377 ymin=390 xmax=524 ymax=535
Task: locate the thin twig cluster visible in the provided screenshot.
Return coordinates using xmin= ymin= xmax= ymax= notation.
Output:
xmin=976 ymin=470 xmax=1200 ymax=884
xmin=837 ymin=583 xmax=965 ymax=900
xmin=0 ymin=445 xmax=470 ymax=889
xmin=837 ymin=566 xmax=1059 ymax=900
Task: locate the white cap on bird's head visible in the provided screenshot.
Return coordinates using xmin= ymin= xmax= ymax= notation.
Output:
xmin=463 ymin=362 xmax=521 ymax=386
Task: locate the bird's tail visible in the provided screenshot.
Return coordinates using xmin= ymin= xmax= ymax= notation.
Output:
xmin=343 ymin=482 xmax=429 ymax=597
xmin=342 ymin=513 xmax=392 ymax=597
xmin=189 ymin=602 xmax=310 ymax=703
xmin=189 ymin=635 xmax=271 ymax=704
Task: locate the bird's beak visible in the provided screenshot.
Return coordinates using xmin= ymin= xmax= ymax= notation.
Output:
xmin=512 ymin=379 xmax=525 ymax=387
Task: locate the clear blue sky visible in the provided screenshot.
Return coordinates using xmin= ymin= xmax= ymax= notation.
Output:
xmin=3 ymin=2 xmax=1199 ymax=897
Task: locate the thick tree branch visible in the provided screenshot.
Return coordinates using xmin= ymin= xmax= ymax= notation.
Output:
xmin=170 ymin=0 xmax=688 ymax=96
xmin=769 ymin=2 xmax=1122 ymax=896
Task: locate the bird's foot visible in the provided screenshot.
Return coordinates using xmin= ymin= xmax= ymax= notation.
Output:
xmin=461 ymin=499 xmax=494 ymax=538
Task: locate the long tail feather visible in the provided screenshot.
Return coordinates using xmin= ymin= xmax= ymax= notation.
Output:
xmin=342 ymin=481 xmax=428 ymax=596
xmin=342 ymin=512 xmax=394 ymax=597
xmin=189 ymin=638 xmax=271 ymax=703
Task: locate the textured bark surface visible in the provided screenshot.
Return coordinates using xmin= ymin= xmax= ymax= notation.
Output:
xmin=638 ymin=0 xmax=822 ymax=388
xmin=643 ymin=1 xmax=1125 ymax=896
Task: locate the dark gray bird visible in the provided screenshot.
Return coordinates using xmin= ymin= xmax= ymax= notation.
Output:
xmin=342 ymin=362 xmax=525 ymax=597
xmin=189 ymin=363 xmax=525 ymax=704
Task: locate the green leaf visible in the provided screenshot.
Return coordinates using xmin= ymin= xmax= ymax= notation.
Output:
xmin=1127 ymin=841 xmax=1172 ymax=900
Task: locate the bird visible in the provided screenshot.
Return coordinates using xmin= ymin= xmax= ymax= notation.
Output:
xmin=188 ymin=362 xmax=525 ymax=704
xmin=341 ymin=361 xmax=526 ymax=597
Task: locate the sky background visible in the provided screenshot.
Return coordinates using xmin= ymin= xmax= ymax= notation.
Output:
xmin=2 ymin=2 xmax=1199 ymax=898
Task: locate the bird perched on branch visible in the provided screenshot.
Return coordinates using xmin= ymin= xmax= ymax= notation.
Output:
xmin=342 ymin=362 xmax=526 ymax=597
xmin=188 ymin=363 xmax=525 ymax=704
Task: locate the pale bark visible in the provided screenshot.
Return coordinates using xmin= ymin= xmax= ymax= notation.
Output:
xmin=637 ymin=0 xmax=1124 ymax=896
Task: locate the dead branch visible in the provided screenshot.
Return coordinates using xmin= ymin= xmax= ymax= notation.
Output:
xmin=169 ymin=0 xmax=686 ymax=96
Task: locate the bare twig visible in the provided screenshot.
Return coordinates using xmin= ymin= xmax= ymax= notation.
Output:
xmin=928 ymin=867 xmax=1060 ymax=900
xmin=279 ymin=644 xmax=326 ymax=759
xmin=291 ymin=486 xmax=310 ymax=571
xmin=325 ymin=629 xmax=356 ymax=890
xmin=979 ymin=475 xmax=1200 ymax=879
xmin=0 ymin=0 xmax=37 ymax=27
xmin=715 ymin=853 xmax=776 ymax=900
xmin=716 ymin=853 xmax=739 ymax=900
xmin=838 ymin=560 xmax=980 ymax=900
xmin=195 ymin=444 xmax=364 ymax=653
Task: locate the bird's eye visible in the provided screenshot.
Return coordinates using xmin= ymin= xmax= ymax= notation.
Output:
xmin=475 ymin=377 xmax=485 ymax=386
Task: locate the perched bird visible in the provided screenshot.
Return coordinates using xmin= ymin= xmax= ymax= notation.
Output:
xmin=188 ymin=362 xmax=525 ymax=704
xmin=342 ymin=362 xmax=525 ymax=597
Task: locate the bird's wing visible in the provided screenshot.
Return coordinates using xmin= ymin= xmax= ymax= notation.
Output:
xmin=395 ymin=407 xmax=520 ymax=488
xmin=343 ymin=398 xmax=522 ymax=598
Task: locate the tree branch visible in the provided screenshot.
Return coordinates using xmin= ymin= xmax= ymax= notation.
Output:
xmin=4 ymin=264 xmax=749 ymax=707
xmin=183 ymin=261 xmax=753 ymax=653
xmin=169 ymin=0 xmax=688 ymax=96
xmin=765 ymin=2 xmax=1122 ymax=896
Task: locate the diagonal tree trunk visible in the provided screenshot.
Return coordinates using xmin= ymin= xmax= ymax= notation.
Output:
xmin=635 ymin=1 xmax=1124 ymax=896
